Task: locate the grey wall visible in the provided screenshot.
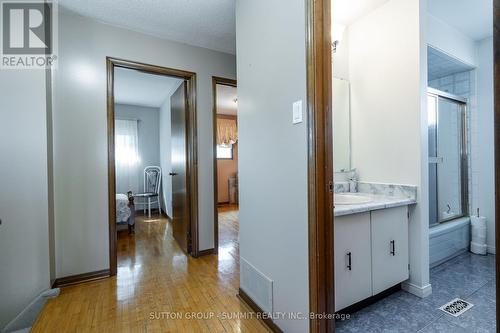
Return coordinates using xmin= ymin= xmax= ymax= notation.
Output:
xmin=0 ymin=70 xmax=50 ymax=328
xmin=236 ymin=0 xmax=309 ymax=332
xmin=52 ymin=9 xmax=236 ymax=278
xmin=115 ymin=103 xmax=160 ymax=204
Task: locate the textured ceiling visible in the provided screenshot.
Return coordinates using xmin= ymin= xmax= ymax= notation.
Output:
xmin=428 ymin=0 xmax=492 ymax=41
xmin=216 ymin=84 xmax=237 ymax=116
xmin=59 ymin=0 xmax=236 ymax=54
xmin=114 ymin=68 xmax=183 ymax=108
xmin=427 ymin=46 xmax=474 ymax=81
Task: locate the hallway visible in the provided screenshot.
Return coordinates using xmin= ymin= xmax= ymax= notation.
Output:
xmin=32 ymin=213 xmax=269 ymax=332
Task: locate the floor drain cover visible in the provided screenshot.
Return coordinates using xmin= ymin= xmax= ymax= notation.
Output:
xmin=439 ymin=298 xmax=474 ymax=317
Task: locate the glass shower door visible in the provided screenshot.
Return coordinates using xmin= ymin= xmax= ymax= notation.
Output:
xmin=428 ymin=90 xmax=467 ymax=226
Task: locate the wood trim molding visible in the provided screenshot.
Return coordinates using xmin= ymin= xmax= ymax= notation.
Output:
xmin=238 ymin=288 xmax=284 ymax=333
xmin=106 ymin=59 xmax=117 ymax=276
xmin=494 ymin=0 xmax=500 ymax=327
xmin=107 ymin=57 xmax=199 ymax=271
xmin=52 ymin=269 xmax=110 ymax=288
xmin=197 ymin=248 xmax=216 ymax=257
xmin=216 ymin=114 xmax=237 ymax=120
xmin=305 ymin=0 xmax=334 ymax=332
xmin=186 ymin=72 xmax=200 ymax=257
xmin=212 ymin=76 xmax=237 ymax=255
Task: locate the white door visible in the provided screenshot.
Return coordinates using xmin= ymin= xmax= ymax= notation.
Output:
xmin=334 ymin=212 xmax=372 ymax=311
xmin=371 ymin=206 xmax=409 ymax=295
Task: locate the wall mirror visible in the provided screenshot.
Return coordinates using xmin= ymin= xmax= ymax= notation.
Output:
xmin=333 ymin=77 xmax=351 ymax=172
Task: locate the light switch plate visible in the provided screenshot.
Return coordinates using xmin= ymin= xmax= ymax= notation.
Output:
xmin=292 ymin=100 xmax=303 ymax=124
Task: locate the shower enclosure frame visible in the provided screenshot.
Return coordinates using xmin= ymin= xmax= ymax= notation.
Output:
xmin=428 ymin=87 xmax=469 ymax=226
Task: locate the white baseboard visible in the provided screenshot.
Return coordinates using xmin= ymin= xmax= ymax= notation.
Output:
xmin=2 ymin=289 xmax=59 ymax=333
xmin=402 ymin=281 xmax=432 ymax=298
xmin=487 ymin=245 xmax=496 ymax=254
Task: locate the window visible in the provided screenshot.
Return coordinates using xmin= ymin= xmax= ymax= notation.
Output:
xmin=115 ymin=119 xmax=140 ymax=167
xmin=217 ymin=144 xmax=233 ymax=159
xmin=115 ymin=119 xmax=140 ymax=193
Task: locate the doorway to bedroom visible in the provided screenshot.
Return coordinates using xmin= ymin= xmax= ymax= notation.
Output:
xmin=212 ymin=77 xmax=239 ymax=256
xmin=107 ymin=58 xmax=199 ymax=276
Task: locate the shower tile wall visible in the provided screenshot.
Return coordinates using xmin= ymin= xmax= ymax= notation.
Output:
xmin=429 ymin=71 xmax=478 ymax=217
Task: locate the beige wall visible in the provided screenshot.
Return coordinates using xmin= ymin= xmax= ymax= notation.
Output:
xmin=217 ymin=143 xmax=238 ymax=203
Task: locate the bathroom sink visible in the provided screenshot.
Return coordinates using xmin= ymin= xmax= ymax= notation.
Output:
xmin=334 ymin=194 xmax=373 ymax=205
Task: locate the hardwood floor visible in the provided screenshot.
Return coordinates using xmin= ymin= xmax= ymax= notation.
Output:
xmin=32 ymin=208 xmax=270 ymax=332
xmin=218 ymin=204 xmax=240 ymax=261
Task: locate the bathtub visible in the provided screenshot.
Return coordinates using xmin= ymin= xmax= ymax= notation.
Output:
xmin=429 ymin=217 xmax=470 ymax=268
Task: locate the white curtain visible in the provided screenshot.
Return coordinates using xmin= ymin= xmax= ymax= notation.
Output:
xmin=115 ymin=119 xmax=140 ymax=194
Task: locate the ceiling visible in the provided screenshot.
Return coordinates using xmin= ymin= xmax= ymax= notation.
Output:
xmin=428 ymin=0 xmax=493 ymax=41
xmin=114 ymin=68 xmax=183 ymax=108
xmin=216 ymin=84 xmax=238 ymax=116
xmin=427 ymin=46 xmax=474 ymax=81
xmin=333 ymin=0 xmax=493 ymax=42
xmin=59 ymin=0 xmax=236 ymax=54
xmin=333 ymin=0 xmax=390 ymax=25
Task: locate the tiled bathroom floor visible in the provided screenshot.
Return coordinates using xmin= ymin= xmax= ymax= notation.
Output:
xmin=336 ymin=252 xmax=496 ymax=332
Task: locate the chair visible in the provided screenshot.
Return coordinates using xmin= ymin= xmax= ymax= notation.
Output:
xmin=134 ymin=166 xmax=162 ymax=219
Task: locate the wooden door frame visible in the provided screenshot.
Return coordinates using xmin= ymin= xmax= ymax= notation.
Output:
xmin=106 ymin=57 xmax=199 ymax=275
xmin=306 ymin=0 xmax=334 ymax=332
xmin=211 ymin=76 xmax=237 ymax=254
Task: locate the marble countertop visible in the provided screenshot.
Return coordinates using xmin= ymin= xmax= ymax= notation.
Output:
xmin=334 ymin=193 xmax=417 ymax=217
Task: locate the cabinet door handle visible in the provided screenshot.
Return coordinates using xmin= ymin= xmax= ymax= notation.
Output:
xmin=346 ymin=252 xmax=352 ymax=271
xmin=390 ymin=240 xmax=395 ymax=256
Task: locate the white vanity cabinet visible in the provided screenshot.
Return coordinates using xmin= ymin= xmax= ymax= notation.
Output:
xmin=334 ymin=212 xmax=372 ymax=311
xmin=334 ymin=206 xmax=409 ymax=312
xmin=371 ymin=206 xmax=409 ymax=294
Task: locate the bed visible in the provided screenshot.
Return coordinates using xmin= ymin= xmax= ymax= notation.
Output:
xmin=116 ymin=193 xmax=134 ymax=231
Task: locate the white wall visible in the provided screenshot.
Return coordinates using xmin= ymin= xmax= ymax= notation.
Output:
xmin=349 ymin=0 xmax=430 ymax=295
xmin=332 ymin=78 xmax=351 ymax=172
xmin=0 ymin=70 xmax=50 ymax=328
xmin=474 ymin=37 xmax=495 ymax=253
xmin=426 ymin=14 xmax=477 ymax=67
xmin=52 ymin=9 xmax=236 ymax=278
xmin=349 ymin=0 xmax=423 ymax=184
xmin=115 ymin=104 xmax=160 ymax=199
xmin=332 ymin=27 xmax=350 ymax=80
xmin=236 ymin=0 xmax=309 ymax=331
